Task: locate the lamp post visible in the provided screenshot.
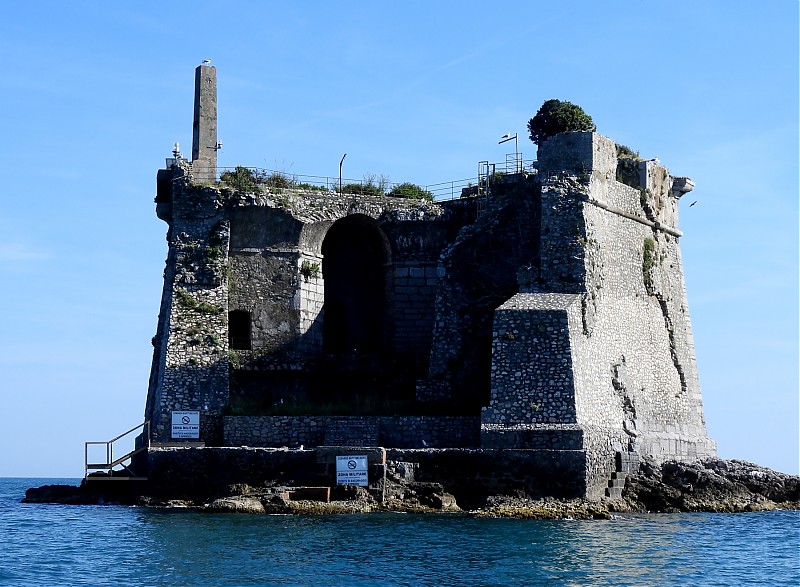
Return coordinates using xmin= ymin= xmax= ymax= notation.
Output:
xmin=339 ymin=153 xmax=347 ymax=193
xmin=499 ymin=132 xmax=519 ymax=172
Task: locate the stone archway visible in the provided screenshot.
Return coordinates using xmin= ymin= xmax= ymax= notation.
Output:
xmin=321 ymin=214 xmax=391 ymax=355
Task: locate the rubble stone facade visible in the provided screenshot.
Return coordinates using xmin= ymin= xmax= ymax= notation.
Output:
xmin=143 ymin=65 xmax=715 ymax=498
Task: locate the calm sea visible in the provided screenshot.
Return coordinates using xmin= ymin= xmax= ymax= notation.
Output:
xmin=1 ymin=478 xmax=797 ymax=586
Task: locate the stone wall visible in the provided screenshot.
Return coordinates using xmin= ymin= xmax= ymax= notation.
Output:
xmin=480 ymin=423 xmax=584 ymax=450
xmin=387 ymin=448 xmax=588 ymax=500
xmin=391 ymin=262 xmax=442 ymax=354
xmin=426 ymin=177 xmax=542 ymax=404
xmin=297 ymin=252 xmax=324 ymax=355
xmin=146 ymin=169 xmax=231 ymax=443
xmin=145 ymin=446 xmax=320 ymax=497
xmin=223 ymin=415 xmax=480 ymax=448
xmin=146 ymin=172 xmax=466 ymax=443
xmin=482 ymin=132 xmax=715 ymax=487
xmin=567 ymin=138 xmax=714 ymax=464
xmin=230 ymin=251 xmax=301 ymax=351
xmin=537 ymin=131 xmax=617 ymax=183
xmin=143 ymin=446 xmax=588 ymax=503
xmin=483 ymin=294 xmax=579 ymax=427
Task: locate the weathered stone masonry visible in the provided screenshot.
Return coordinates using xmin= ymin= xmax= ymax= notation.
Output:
xmin=141 ymin=64 xmax=715 ymax=499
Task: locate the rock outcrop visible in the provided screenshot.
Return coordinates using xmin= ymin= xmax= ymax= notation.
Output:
xmin=622 ymin=458 xmax=800 ymax=513
xmin=24 ymin=459 xmax=799 ymax=518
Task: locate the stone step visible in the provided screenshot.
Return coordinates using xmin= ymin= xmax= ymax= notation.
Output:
xmin=616 ymin=451 xmax=640 ymax=474
xmin=605 ymin=468 xmax=628 ymax=498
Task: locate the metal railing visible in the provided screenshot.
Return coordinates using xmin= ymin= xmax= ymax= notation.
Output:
xmin=424 ymin=177 xmax=475 ymax=201
xmin=84 ymin=421 xmax=150 ymax=480
xmin=209 ymin=159 xmax=538 ymax=203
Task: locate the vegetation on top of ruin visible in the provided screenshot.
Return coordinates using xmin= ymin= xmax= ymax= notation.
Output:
xmin=219 ymin=165 xmax=434 ymax=202
xmin=527 ymin=99 xmax=596 ymax=145
xmin=342 ymin=182 xmax=385 ymax=197
xmin=616 ymin=143 xmax=643 ymax=161
xmin=387 ymin=182 xmax=434 ymax=201
xmin=219 ymin=166 xmax=328 ymax=193
xmin=219 ymin=166 xmax=260 ymax=191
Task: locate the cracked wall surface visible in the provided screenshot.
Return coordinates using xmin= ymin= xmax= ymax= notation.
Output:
xmin=485 ymin=133 xmax=715 ymax=495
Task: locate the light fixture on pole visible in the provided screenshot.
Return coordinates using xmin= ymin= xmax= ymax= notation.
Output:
xmin=499 ymin=132 xmax=519 ymax=172
xmin=339 ymin=153 xmax=347 ymax=193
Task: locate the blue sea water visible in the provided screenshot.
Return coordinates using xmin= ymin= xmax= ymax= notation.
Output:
xmin=1 ymin=478 xmax=798 ymax=587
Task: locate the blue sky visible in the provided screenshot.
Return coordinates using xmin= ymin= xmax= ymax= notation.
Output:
xmin=1 ymin=1 xmax=797 ymax=477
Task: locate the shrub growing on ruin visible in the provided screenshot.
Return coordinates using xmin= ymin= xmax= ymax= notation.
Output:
xmin=616 ymin=143 xmax=641 ymax=160
xmin=219 ymin=166 xmax=260 ymax=191
xmin=387 ymin=182 xmax=434 ymax=201
xmin=527 ymin=99 xmax=596 ymax=145
xmin=342 ymin=182 xmax=385 ymax=197
xmin=263 ymin=171 xmax=294 ymax=189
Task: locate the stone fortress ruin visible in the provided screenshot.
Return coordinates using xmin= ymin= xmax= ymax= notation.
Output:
xmin=137 ymin=64 xmax=715 ymax=501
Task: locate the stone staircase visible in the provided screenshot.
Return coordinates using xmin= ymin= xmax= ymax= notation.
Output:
xmin=605 ymin=451 xmax=639 ymax=499
xmin=324 ymin=417 xmax=380 ymax=446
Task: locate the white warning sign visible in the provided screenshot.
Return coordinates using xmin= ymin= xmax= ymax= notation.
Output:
xmin=171 ymin=410 xmax=200 ymax=439
xmin=336 ymin=455 xmax=368 ymax=486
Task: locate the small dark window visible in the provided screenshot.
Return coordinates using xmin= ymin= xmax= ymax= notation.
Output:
xmin=229 ymin=310 xmax=251 ymax=350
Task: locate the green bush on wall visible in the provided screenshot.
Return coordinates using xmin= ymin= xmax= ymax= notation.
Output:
xmin=219 ymin=166 xmax=259 ymax=191
xmin=342 ymin=182 xmax=385 ymax=197
xmin=527 ymin=99 xmax=596 ymax=146
xmin=387 ymin=182 xmax=434 ymax=201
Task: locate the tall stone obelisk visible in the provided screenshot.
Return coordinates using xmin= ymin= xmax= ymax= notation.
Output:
xmin=191 ymin=63 xmax=217 ymax=183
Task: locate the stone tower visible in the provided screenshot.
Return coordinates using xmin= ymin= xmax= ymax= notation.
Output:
xmin=143 ymin=68 xmax=715 ymax=499
xmin=477 ymin=133 xmax=716 ymax=496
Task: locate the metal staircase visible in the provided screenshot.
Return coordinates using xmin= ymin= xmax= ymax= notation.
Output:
xmin=84 ymin=421 xmax=150 ymax=481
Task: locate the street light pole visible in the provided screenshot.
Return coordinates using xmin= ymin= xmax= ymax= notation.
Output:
xmin=499 ymin=133 xmax=519 ymax=172
xmin=339 ymin=153 xmax=347 ymax=193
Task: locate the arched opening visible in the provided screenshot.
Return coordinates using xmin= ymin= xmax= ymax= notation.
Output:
xmin=321 ymin=215 xmax=390 ymax=355
xmin=228 ymin=310 xmax=252 ymax=350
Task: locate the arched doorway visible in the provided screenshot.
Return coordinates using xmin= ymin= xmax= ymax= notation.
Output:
xmin=321 ymin=215 xmax=390 ymax=355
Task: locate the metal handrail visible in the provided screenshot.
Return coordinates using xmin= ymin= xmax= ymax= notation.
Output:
xmin=84 ymin=421 xmax=150 ymax=479
xmin=210 ymin=161 xmax=539 ymax=203
xmin=425 ymin=177 xmax=474 ymax=201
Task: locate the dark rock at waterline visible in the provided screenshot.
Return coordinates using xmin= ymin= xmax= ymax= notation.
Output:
xmin=623 ymin=458 xmax=800 ymax=513
xmin=23 ymin=484 xmax=96 ymax=505
xmin=23 ymin=479 xmax=141 ymax=506
xmin=23 ymin=459 xmax=799 ymax=516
